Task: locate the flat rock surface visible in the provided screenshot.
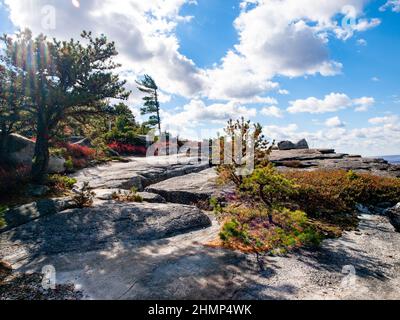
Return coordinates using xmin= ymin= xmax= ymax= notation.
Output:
xmin=0 ymin=202 xmax=211 ymax=268
xmin=72 ymin=156 xmax=210 ymax=191
xmin=3 ymin=213 xmax=399 ymax=300
xmin=271 ymin=149 xmax=400 ymax=178
xmin=145 ymin=168 xmax=228 ymax=204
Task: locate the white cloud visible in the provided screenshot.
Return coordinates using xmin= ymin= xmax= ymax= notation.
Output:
xmin=380 ymin=1 xmax=400 ymax=12
xmin=357 ymin=38 xmax=367 ymax=46
xmin=203 ymin=0 xmax=379 ymax=102
xmin=3 ymin=0 xmax=204 ymax=99
xmin=261 ymin=106 xmax=284 ymax=118
xmin=353 ymin=97 xmax=375 ymax=112
xmin=262 ymin=119 xmax=400 ymax=156
xmin=368 ymin=115 xmax=399 ymax=125
xmin=287 ymin=93 xmax=375 ymax=114
xmin=325 ymin=116 xmax=346 ymax=128
xmin=162 ymin=99 xmax=257 ymax=131
xmin=278 ymin=89 xmax=290 ymax=95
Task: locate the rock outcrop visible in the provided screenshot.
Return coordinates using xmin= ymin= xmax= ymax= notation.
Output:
xmin=270 ymin=149 xmax=400 ymax=178
xmin=145 ymin=168 xmax=229 ymax=205
xmin=0 ymin=198 xmax=76 ymax=233
xmin=93 ymin=189 xmax=166 ymax=203
xmin=0 ymin=202 xmax=212 ymax=266
xmin=72 ymin=156 xmax=210 ymax=191
xmin=278 ymin=139 xmax=309 ymax=151
xmin=386 ymin=203 xmax=400 ymax=232
xmin=3 ymin=134 xmax=66 ymax=173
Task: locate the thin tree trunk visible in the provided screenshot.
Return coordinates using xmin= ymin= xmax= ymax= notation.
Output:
xmin=155 ymin=90 xmax=161 ymax=136
xmin=0 ymin=123 xmax=9 ymax=164
xmin=31 ymin=114 xmax=50 ymax=183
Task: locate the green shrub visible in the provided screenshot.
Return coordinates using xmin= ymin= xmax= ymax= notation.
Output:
xmin=112 ymin=187 xmax=144 ymax=203
xmin=65 ymin=158 xmax=74 ymax=171
xmin=284 ymin=170 xmax=400 ymax=217
xmin=0 ymin=205 xmax=8 ymax=228
xmin=220 ymin=219 xmax=250 ymax=244
xmin=48 ymin=175 xmax=77 ymax=191
xmin=73 ymin=182 xmax=95 ymax=208
xmin=218 ymin=206 xmax=322 ymax=255
xmin=210 ymin=196 xmax=223 ymax=214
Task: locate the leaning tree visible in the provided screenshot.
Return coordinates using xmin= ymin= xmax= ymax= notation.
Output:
xmin=1 ymin=29 xmax=130 ymax=182
xmin=136 ymin=75 xmax=161 ymax=135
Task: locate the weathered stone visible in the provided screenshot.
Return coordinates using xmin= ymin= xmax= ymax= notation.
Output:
xmin=5 ymin=134 xmax=35 ymax=165
xmin=72 ymin=138 xmax=93 ymax=148
xmin=278 ymin=139 xmax=309 ymax=150
xmin=270 ymin=149 xmax=400 ymax=178
xmin=72 ymin=156 xmax=210 ymax=191
xmin=296 ymin=139 xmax=309 ymax=150
xmin=0 ymin=202 xmax=212 ymax=264
xmin=26 ymin=184 xmax=50 ymax=197
xmin=386 ymin=203 xmax=400 ymax=232
xmin=356 ymin=204 xmax=370 ymax=214
xmin=137 ymin=192 xmax=166 ymax=203
xmin=145 ymin=168 xmax=223 ymax=205
xmin=93 ymin=189 xmax=166 ymax=203
xmin=0 ymin=198 xmax=76 ymax=233
xmin=93 ymin=189 xmax=127 ymax=200
xmin=48 ymin=156 xmax=66 ymax=174
xmin=4 ymin=133 xmax=66 ymax=173
xmin=317 ymin=149 xmax=336 ymax=154
xmin=277 ymin=141 xmax=296 ymax=150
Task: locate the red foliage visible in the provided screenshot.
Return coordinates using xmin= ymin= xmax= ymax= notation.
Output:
xmin=57 ymin=143 xmax=96 ymax=160
xmin=108 ymin=141 xmax=147 ymax=156
xmin=72 ymin=158 xmax=88 ymax=169
xmin=0 ymin=164 xmax=31 ymax=193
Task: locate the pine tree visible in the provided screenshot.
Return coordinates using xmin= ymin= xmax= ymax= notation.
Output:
xmin=136 ymin=75 xmax=161 ymax=135
xmin=1 ymin=29 xmax=130 ymax=182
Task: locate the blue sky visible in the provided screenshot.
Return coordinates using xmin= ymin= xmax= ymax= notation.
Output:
xmin=0 ymin=0 xmax=399 ymax=156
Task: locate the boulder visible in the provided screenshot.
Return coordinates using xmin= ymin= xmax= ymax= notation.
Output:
xmin=146 ymin=168 xmax=234 ymax=205
xmin=72 ymin=137 xmax=93 ymax=148
xmin=48 ymin=156 xmax=66 ymax=174
xmin=26 ymin=184 xmax=50 ymax=197
xmin=278 ymin=139 xmax=309 ymax=151
xmin=0 ymin=197 xmax=76 ymax=233
xmin=137 ymin=192 xmax=167 ymax=203
xmin=4 ymin=134 xmax=66 ymax=173
xmin=386 ymin=203 xmax=400 ymax=232
xmin=277 ymin=141 xmax=296 ymax=151
xmin=296 ymin=139 xmax=310 ymax=150
xmin=5 ymin=134 xmax=35 ymax=165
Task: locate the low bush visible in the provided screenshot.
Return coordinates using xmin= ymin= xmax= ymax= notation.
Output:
xmin=112 ymin=187 xmax=143 ymax=203
xmin=283 ymin=170 xmax=400 ymax=217
xmin=0 ymin=164 xmax=31 ymax=194
xmin=108 ymin=141 xmax=147 ymax=156
xmin=218 ymin=206 xmax=322 ymax=257
xmin=65 ymin=143 xmax=96 ymax=159
xmin=0 ymin=205 xmax=7 ymax=228
xmin=48 ymin=175 xmax=77 ymax=192
xmin=72 ymin=182 xmax=95 ymax=208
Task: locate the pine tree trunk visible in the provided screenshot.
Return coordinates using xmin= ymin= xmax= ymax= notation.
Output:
xmin=0 ymin=123 xmax=9 ymax=164
xmin=31 ymin=115 xmax=50 ymax=183
xmin=155 ymin=91 xmax=161 ymax=135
